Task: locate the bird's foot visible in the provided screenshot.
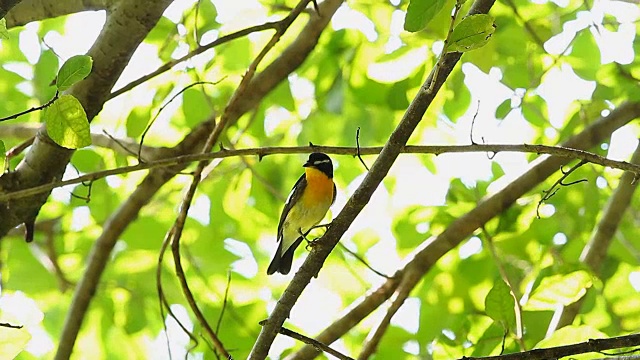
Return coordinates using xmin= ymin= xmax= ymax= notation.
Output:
xmin=305 ymin=237 xmax=322 ymax=250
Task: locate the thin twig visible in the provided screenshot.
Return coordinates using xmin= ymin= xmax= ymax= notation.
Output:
xmin=6 ymin=136 xmax=35 ymax=159
xmin=0 ymin=91 xmax=59 ymax=122
xmin=469 ymin=100 xmax=481 ymax=145
xmin=216 ymin=271 xmax=231 ymax=335
xmin=337 ymin=243 xmax=390 ymax=279
xmin=193 ymin=0 xmax=203 ymax=45
xmin=226 ymin=140 xmax=285 ymax=202
xmin=357 ymin=271 xmax=419 ymax=359
xmin=102 ymin=130 xmax=139 ymax=158
xmin=43 ymin=218 xmax=74 ymax=292
xmin=305 ymin=225 xmax=389 ymax=279
xmin=156 ymin=226 xmax=201 ymax=359
xmin=181 ymin=244 xmax=258 ymax=339
xmin=166 ymin=1 xmax=316 ymax=358
xmin=481 ymin=226 xmax=525 ymax=351
xmin=427 ymin=1 xmax=463 ymax=94
xmin=501 ymin=0 xmax=545 ymax=47
xmin=109 ymin=22 xmax=283 ymax=100
xmin=258 ymin=320 xmax=354 ymax=360
xmin=138 ymin=81 xmax=219 ymax=162
xmin=460 ymin=333 xmax=640 ymax=360
xmin=311 ymin=0 xmax=320 ymax=15
xmin=536 ymin=160 xmax=587 ymax=218
xmin=0 ymin=322 xmax=23 ymax=329
xmin=2 ymin=143 xmax=640 ymax=203
xmin=171 ymin=226 xmax=221 ymax=354
xmin=355 ymin=127 xmax=369 ymax=171
xmin=69 ymin=181 xmax=92 ymax=203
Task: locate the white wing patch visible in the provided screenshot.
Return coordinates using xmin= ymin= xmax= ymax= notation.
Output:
xmin=285 ymin=185 xmax=297 ymax=206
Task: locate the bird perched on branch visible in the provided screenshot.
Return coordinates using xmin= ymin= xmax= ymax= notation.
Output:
xmin=267 ymin=152 xmax=336 ymax=275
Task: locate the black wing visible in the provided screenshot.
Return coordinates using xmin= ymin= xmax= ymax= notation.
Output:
xmin=277 ymin=173 xmax=307 ymax=241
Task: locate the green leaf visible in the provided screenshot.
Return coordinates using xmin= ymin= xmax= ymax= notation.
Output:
xmin=195 ymin=0 xmax=219 ymax=43
xmin=0 ymin=326 xmax=31 ymax=359
xmin=33 ymin=50 xmax=59 ymax=103
xmin=126 ymin=106 xmax=151 ymax=138
xmin=567 ymin=30 xmax=600 ymax=81
xmin=324 ymin=72 xmax=344 ymax=113
xmin=0 ymin=140 xmax=5 ymax=171
xmin=495 ymin=206 xmax=522 ymax=234
xmin=442 ymin=68 xmax=471 ymax=121
xmin=525 ymin=271 xmax=593 ymax=311
xmin=535 ymin=325 xmax=606 ymax=349
xmin=485 ymin=279 xmax=515 ymax=330
xmin=404 ymin=0 xmax=448 ymax=32
xmin=220 ymin=36 xmax=250 ymax=71
xmin=495 ymin=98 xmax=512 ymax=120
xmin=387 ymin=81 xmax=410 ymax=110
xmin=147 ymin=17 xmax=177 ymax=46
xmin=71 ymin=149 xmax=104 ymax=173
xmin=393 ymin=206 xmax=427 ymax=249
xmin=491 ymin=161 xmax=504 ymax=178
xmin=522 ymin=95 xmax=547 ymax=127
xmin=124 ymin=295 xmax=147 ymax=334
xmin=56 ymin=55 xmax=93 ymax=91
xmin=0 ymin=18 xmax=8 ymax=40
xmin=44 ymin=94 xmax=92 ymax=149
xmin=448 ymin=14 xmax=496 ymax=52
xmin=267 ymin=80 xmax=295 ymax=112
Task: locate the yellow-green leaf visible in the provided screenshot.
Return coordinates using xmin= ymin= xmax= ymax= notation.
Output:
xmin=44 ymin=94 xmax=92 ymax=149
xmin=485 ymin=279 xmax=515 ymax=329
xmin=0 ymin=18 xmax=8 ymax=40
xmin=404 ymin=0 xmax=448 ymax=32
xmin=535 ymin=325 xmax=606 ymax=349
xmin=525 ymin=270 xmax=593 ymax=311
xmin=448 ymin=14 xmax=496 ymax=52
xmin=56 ymin=55 xmax=93 ymax=91
xmin=0 ymin=326 xmax=31 ymax=359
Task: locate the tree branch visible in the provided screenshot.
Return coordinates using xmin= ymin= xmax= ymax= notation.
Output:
xmin=0 ymin=0 xmax=22 ymax=20
xmin=226 ymin=0 xmax=345 ymax=125
xmin=259 ymin=320 xmax=354 ymax=360
xmin=2 ymin=142 xmax=640 ymax=203
xmin=250 ymin=0 xmax=499 ymax=357
xmin=0 ymin=0 xmax=173 ymax=241
xmin=54 ymin=118 xmax=216 ymax=360
xmin=289 ymin=101 xmax=640 ymax=359
xmin=164 ymin=0 xmax=319 ymax=356
xmin=461 ymin=332 xmax=640 ymax=360
xmin=4 ymin=0 xmax=111 ymax=28
xmin=0 ymin=123 xmax=158 ymax=159
xmin=549 ymin=141 xmax=640 ymax=331
xmin=57 ymin=0 xmax=345 ymax=356
xmin=357 ymin=268 xmax=422 ymax=359
xmin=109 ymin=20 xmax=282 ymax=100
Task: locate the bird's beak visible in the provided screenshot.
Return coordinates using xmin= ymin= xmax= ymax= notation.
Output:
xmin=303 ymin=160 xmax=312 ymax=168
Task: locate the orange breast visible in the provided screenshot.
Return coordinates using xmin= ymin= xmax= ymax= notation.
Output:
xmin=301 ymin=167 xmax=334 ymax=206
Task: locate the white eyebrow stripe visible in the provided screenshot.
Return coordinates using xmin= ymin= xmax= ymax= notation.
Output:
xmin=314 ymin=159 xmax=331 ymax=164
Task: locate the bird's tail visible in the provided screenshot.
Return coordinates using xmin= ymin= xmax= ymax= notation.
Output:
xmin=267 ymin=236 xmax=303 ymax=275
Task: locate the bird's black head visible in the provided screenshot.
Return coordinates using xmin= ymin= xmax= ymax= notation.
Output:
xmin=303 ymin=152 xmax=333 ymax=178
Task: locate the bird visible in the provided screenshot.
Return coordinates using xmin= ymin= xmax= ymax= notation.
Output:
xmin=267 ymin=152 xmax=336 ymax=275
